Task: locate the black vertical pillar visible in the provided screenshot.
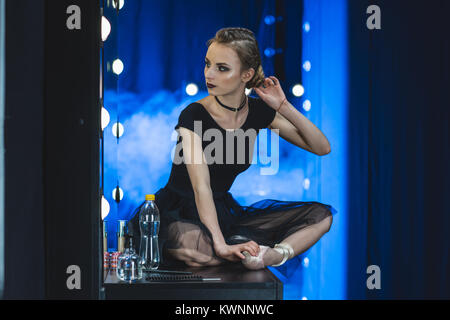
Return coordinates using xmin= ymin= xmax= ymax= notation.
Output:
xmin=43 ymin=0 xmax=101 ymax=299
xmin=4 ymin=0 xmax=100 ymax=300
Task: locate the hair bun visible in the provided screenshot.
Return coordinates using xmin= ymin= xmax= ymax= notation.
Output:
xmin=247 ymin=64 xmax=265 ymax=89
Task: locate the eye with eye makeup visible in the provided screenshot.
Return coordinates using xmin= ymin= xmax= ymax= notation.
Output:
xmin=204 ymin=61 xmax=229 ymax=72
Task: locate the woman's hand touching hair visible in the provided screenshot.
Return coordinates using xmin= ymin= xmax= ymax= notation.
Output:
xmin=253 ymin=76 xmax=287 ymax=111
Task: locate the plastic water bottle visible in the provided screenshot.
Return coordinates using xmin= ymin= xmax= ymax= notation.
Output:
xmin=138 ymin=194 xmax=160 ymax=270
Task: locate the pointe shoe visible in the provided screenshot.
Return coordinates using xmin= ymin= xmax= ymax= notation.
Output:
xmin=242 ymin=243 xmax=294 ymax=270
xmin=242 ymin=245 xmax=270 ymax=270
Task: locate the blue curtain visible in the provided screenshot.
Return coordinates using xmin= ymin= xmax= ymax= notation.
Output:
xmin=347 ymin=0 xmax=450 ymax=299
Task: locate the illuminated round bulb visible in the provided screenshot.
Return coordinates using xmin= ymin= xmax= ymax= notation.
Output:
xmin=101 ymin=195 xmax=110 ymax=220
xmin=303 ymin=60 xmax=311 ymax=72
xmin=303 ymin=178 xmax=310 ymax=190
xmin=101 ymin=107 xmax=110 ymax=130
xmin=303 ymin=22 xmax=310 ymax=33
xmin=292 ymin=84 xmax=305 ymax=97
xmin=302 ymin=99 xmax=311 ymax=112
xmin=112 ymin=59 xmax=124 ymax=75
xmin=303 ymin=257 xmax=310 ymax=268
xmin=185 ymin=83 xmax=198 ymax=96
xmin=264 ymin=15 xmax=275 ymax=25
xmin=112 ymin=122 xmax=124 ymax=138
xmin=264 ymin=48 xmax=276 ymax=58
xmin=112 ymin=187 xmax=124 ymax=201
xmin=101 ymin=16 xmax=111 ymax=42
xmin=112 ymin=0 xmax=125 ymax=10
xmin=302 ymin=296 xmax=308 ymax=300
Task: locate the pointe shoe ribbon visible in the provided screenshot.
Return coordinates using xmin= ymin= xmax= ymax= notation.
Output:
xmin=271 ymin=243 xmax=294 ymax=267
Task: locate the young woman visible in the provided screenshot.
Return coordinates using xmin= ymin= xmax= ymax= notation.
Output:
xmin=129 ymin=27 xmax=337 ymax=270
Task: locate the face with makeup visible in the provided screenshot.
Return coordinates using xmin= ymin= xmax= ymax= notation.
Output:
xmin=204 ymin=42 xmax=254 ymax=96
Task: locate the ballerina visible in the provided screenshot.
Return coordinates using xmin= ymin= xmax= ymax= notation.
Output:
xmin=128 ymin=27 xmax=337 ymax=270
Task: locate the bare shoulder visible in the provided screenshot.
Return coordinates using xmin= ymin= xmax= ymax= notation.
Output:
xmin=194 ymin=96 xmax=216 ymax=115
xmin=195 ymin=96 xmax=212 ymax=108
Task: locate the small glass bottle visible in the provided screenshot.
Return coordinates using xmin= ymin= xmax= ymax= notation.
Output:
xmin=117 ymin=220 xmax=127 ymax=253
xmin=103 ymin=221 xmax=108 ymax=253
xmin=116 ymin=237 xmax=143 ymax=282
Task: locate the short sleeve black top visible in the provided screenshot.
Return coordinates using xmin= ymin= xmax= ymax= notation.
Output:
xmin=166 ymin=96 xmax=276 ymax=192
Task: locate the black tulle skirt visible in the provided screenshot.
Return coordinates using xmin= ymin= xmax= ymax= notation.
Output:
xmin=128 ymin=184 xmax=337 ymax=267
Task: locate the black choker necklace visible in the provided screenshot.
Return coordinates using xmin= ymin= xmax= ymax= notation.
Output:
xmin=215 ymin=95 xmax=247 ymax=112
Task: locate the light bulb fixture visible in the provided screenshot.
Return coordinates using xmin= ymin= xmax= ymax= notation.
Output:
xmin=112 ymin=59 xmax=124 ymax=75
xmin=101 ymin=16 xmax=111 ymax=42
xmin=185 ymin=83 xmax=198 ymax=96
xmin=112 ymin=186 xmax=124 ymax=202
xmin=112 ymin=0 xmax=125 ymax=10
xmin=302 ymin=99 xmax=311 ymax=112
xmin=101 ymin=195 xmax=110 ymax=220
xmin=101 ymin=107 xmax=110 ymax=130
xmin=112 ymin=122 xmax=124 ymax=138
xmin=292 ymin=84 xmax=305 ymax=97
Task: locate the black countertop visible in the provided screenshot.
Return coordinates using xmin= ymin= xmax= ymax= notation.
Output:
xmin=103 ymin=263 xmax=283 ymax=300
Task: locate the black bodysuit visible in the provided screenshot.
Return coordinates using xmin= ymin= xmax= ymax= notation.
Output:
xmin=168 ymin=96 xmax=276 ymax=192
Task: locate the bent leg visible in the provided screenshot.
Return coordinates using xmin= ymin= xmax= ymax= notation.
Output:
xmin=166 ymin=221 xmax=225 ymax=267
xmin=281 ymin=214 xmax=332 ymax=257
xmin=246 ymin=215 xmax=332 ymax=267
xmin=236 ymin=202 xmax=334 ymax=267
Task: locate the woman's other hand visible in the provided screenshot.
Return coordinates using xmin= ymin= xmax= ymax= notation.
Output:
xmin=214 ymin=241 xmax=260 ymax=262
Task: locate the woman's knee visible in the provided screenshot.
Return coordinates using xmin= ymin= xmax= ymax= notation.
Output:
xmin=185 ymin=258 xmax=223 ymax=267
xmin=310 ymin=203 xmax=333 ymax=233
xmin=322 ymin=214 xmax=333 ymax=233
xmin=184 ymin=260 xmax=205 ymax=267
xmin=168 ymin=247 xmax=222 ymax=267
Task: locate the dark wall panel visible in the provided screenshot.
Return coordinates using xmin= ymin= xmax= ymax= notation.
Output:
xmin=4 ymin=0 xmax=46 ymax=299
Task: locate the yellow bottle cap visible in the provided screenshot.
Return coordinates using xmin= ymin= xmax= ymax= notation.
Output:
xmin=145 ymin=194 xmax=155 ymax=201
